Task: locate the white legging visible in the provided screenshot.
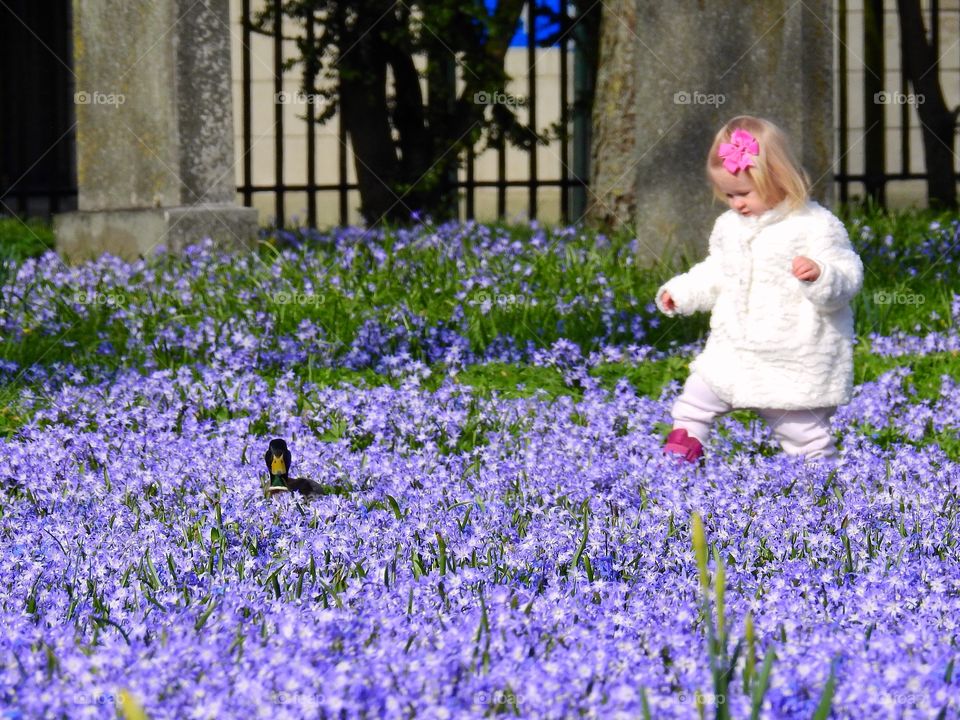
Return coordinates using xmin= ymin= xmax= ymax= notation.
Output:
xmin=672 ymin=373 xmax=838 ymax=462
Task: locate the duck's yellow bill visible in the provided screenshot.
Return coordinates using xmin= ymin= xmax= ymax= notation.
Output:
xmin=271 ymin=456 xmax=287 ymax=474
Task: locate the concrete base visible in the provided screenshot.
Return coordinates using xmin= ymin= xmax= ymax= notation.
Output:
xmin=55 ymin=204 xmax=260 ymax=262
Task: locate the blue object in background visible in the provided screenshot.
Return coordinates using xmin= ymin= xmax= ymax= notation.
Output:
xmin=485 ymin=0 xmax=563 ymax=47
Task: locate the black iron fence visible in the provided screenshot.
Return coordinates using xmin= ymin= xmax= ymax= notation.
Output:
xmin=3 ymin=2 xmax=960 ymax=222
xmin=835 ymin=0 xmax=960 ymax=204
xmin=0 ymin=0 xmax=76 ymax=218
xmin=237 ymin=0 xmax=594 ymax=226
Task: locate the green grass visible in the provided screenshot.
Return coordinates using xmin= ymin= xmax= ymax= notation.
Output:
xmin=835 ymin=199 xmax=958 ymax=241
xmin=260 ymin=221 xmax=712 ymax=354
xmin=261 ymin=208 xmax=959 ymax=360
xmin=0 ymin=209 xmax=956 ymax=420
xmin=588 ymin=355 xmax=692 ymax=397
xmin=0 ymin=216 xmax=55 ymax=261
xmin=4 ymin=348 xmax=957 ymax=450
xmin=2 ymin=209 xmax=953 ymax=370
xmin=854 ymin=347 xmax=960 ymax=399
xmin=840 ymin=202 xmax=958 ymax=338
xmin=442 ymin=362 xmax=575 ymax=398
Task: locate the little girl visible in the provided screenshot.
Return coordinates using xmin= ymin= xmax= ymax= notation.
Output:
xmin=656 ymin=115 xmax=863 ymax=464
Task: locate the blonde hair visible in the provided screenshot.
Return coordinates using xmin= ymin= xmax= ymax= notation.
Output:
xmin=707 ymin=116 xmax=810 ymax=210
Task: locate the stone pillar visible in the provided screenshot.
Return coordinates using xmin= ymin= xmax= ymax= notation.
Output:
xmin=589 ymin=1 xmax=834 ymax=265
xmin=56 ymin=0 xmax=258 ymax=260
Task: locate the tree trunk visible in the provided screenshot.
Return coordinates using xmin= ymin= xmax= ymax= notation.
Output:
xmin=863 ymin=0 xmax=885 ymax=204
xmin=326 ymin=0 xmax=529 ymax=225
xmin=336 ymin=3 xmax=405 ymax=225
xmin=584 ymin=0 xmax=639 ymax=231
xmin=387 ymin=47 xmax=430 ymax=193
xmin=897 ymin=0 xmax=957 ymax=208
xmin=425 ymin=48 xmax=459 ymax=220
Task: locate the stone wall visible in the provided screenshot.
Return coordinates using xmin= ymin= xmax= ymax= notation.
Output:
xmin=56 ymin=0 xmax=257 ymax=260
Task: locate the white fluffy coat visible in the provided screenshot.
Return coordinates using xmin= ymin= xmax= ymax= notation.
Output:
xmin=655 ymin=200 xmax=863 ymax=410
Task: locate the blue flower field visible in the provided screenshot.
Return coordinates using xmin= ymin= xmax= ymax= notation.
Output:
xmin=1 ymin=217 xmax=959 ymax=719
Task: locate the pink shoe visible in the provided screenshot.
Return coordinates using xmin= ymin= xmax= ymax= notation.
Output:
xmin=663 ymin=428 xmax=704 ymax=463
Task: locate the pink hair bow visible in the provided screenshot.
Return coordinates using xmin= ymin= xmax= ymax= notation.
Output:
xmin=718 ymin=129 xmax=759 ymax=174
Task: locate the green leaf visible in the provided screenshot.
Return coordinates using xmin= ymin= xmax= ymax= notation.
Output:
xmin=713 ymin=546 xmax=726 ymax=650
xmin=743 ymin=612 xmax=756 ymax=694
xmin=144 ymin=549 xmax=161 ymax=591
xmin=436 ymin=531 xmax=447 ymax=575
xmin=386 ymin=494 xmax=404 ymax=520
xmin=691 ymin=512 xmax=710 ymax=593
xmin=571 ymin=500 xmax=590 ymax=570
xmin=119 ymin=690 xmax=149 ymax=720
xmin=811 ymin=660 xmax=838 ymax=720
xmin=639 ymin=687 xmax=652 ymax=720
xmin=750 ymin=649 xmax=776 ymax=720
xmin=194 ymin=596 xmax=218 ymax=631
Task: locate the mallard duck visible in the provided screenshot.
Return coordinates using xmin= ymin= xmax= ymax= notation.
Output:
xmin=264 ymin=438 xmax=323 ymax=496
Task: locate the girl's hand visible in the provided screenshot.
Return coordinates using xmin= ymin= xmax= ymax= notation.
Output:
xmin=660 ymin=290 xmax=676 ymax=312
xmin=792 ymin=256 xmax=821 ymax=282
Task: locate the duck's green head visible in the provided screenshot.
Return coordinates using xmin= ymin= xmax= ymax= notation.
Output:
xmin=265 ymin=438 xmax=291 ymax=492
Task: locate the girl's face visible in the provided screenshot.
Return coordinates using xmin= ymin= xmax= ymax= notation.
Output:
xmin=711 ymin=168 xmax=771 ymax=217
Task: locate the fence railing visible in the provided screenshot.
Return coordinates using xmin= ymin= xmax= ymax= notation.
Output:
xmin=236 ymin=0 xmax=593 ymax=227
xmin=834 ymin=0 xmax=960 ymax=205
xmin=0 ymin=0 xmax=76 ymax=219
